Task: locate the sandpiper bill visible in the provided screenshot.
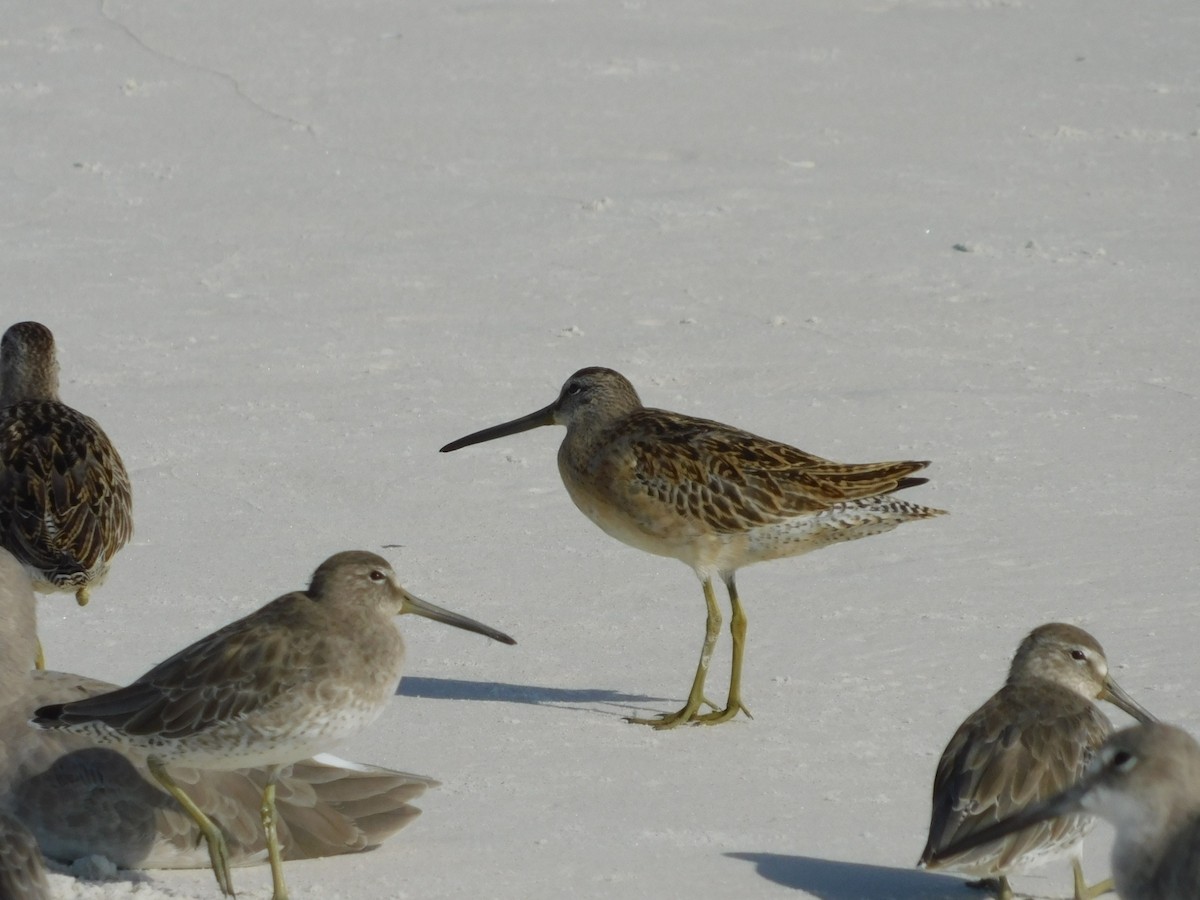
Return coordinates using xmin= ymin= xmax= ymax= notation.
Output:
xmin=919 ymin=623 xmax=1156 ymax=899
xmin=442 ymin=366 xmax=942 ymax=728
xmin=32 ymin=550 xmax=515 ymax=899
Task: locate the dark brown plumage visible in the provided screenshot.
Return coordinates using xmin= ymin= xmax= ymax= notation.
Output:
xmin=0 ymin=321 xmax=132 ymax=611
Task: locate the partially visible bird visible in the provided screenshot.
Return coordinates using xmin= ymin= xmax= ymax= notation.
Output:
xmin=0 ymin=810 xmax=50 ymax=900
xmin=32 ymin=550 xmax=516 ymax=899
xmin=0 ymin=546 xmax=437 ymax=878
xmin=441 ymin=366 xmax=943 ymax=728
xmin=919 ymin=623 xmax=1157 ymax=900
xmin=0 ymin=321 xmax=133 ymax=667
xmin=932 ymin=723 xmax=1200 ymax=900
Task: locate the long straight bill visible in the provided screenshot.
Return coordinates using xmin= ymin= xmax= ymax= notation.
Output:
xmin=1103 ymin=677 xmax=1157 ymax=725
xmin=440 ymin=403 xmax=556 ymax=452
xmin=400 ymin=590 xmax=516 ymax=645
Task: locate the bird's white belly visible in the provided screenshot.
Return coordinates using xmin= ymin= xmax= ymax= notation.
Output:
xmin=65 ymin=690 xmax=394 ymax=771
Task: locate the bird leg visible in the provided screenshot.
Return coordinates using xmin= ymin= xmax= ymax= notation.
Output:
xmin=34 ymin=638 xmax=45 ymax=671
xmin=261 ymin=770 xmax=289 ymax=900
xmin=694 ymin=575 xmax=752 ymax=724
xmin=148 ymin=758 xmax=235 ymax=897
xmin=1073 ymin=860 xmax=1114 ymax=899
xmin=627 ymin=577 xmax=724 ymax=729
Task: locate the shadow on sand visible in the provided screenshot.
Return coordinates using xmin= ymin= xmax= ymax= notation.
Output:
xmin=397 ymin=676 xmax=669 ymax=717
xmin=726 ymin=853 xmax=978 ymax=900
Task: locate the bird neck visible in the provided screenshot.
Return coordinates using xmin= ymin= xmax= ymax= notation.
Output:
xmin=0 ymin=362 xmax=59 ymax=406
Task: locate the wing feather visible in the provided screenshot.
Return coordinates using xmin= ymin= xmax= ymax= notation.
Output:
xmin=921 ymin=683 xmax=1111 ymax=873
xmin=0 ymin=401 xmax=132 ymax=584
xmin=619 ymin=409 xmax=929 ymax=534
xmin=36 ymin=595 xmax=314 ymax=737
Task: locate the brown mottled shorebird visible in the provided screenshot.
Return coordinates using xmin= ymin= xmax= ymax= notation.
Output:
xmin=919 ymin=623 xmax=1157 ymax=900
xmin=441 ymin=366 xmax=943 ymax=728
xmin=0 ymin=810 xmax=50 ymax=900
xmin=934 ymin=723 xmax=1200 ymax=900
xmin=32 ymin=550 xmax=516 ymax=899
xmin=0 ymin=321 xmax=133 ymax=668
xmin=0 ymin=548 xmax=438 ymax=876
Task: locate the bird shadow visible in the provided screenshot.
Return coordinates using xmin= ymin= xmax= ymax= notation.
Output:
xmin=397 ymin=676 xmax=669 ymax=716
xmin=726 ymin=853 xmax=979 ymax=900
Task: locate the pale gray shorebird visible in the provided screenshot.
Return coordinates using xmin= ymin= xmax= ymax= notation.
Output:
xmin=441 ymin=366 xmax=943 ymax=728
xmin=919 ymin=623 xmax=1157 ymax=900
xmin=0 ymin=547 xmax=438 ymax=882
xmin=0 ymin=321 xmax=133 ymax=668
xmin=31 ymin=550 xmax=515 ymax=899
xmin=0 ymin=810 xmax=50 ymax=900
xmin=934 ymin=723 xmax=1200 ymax=900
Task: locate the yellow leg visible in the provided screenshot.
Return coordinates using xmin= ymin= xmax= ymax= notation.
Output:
xmin=261 ymin=773 xmax=289 ymax=900
xmin=35 ymin=637 xmax=45 ymax=671
xmin=695 ymin=575 xmax=752 ymax=724
xmin=75 ymin=586 xmax=90 ymax=607
xmin=627 ymin=577 xmax=723 ymax=729
xmin=148 ymin=759 xmax=234 ymax=897
xmin=1073 ymin=859 xmax=1114 ymax=899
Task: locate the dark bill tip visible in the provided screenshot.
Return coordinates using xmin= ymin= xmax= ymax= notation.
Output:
xmin=1103 ymin=677 xmax=1157 ymax=725
xmin=439 ymin=404 xmax=557 ymax=453
xmin=401 ymin=591 xmax=517 ymax=645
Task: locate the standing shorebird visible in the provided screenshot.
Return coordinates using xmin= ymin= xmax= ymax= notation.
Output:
xmin=932 ymin=723 xmax=1200 ymax=900
xmin=0 ymin=322 xmax=133 ymax=667
xmin=0 ymin=547 xmax=439 ymax=875
xmin=919 ymin=623 xmax=1157 ymax=900
xmin=0 ymin=811 xmax=50 ymax=900
xmin=32 ymin=550 xmax=516 ymax=899
xmin=441 ymin=366 xmax=943 ymax=728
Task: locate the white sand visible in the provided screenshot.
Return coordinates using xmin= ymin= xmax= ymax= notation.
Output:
xmin=5 ymin=0 xmax=1198 ymax=897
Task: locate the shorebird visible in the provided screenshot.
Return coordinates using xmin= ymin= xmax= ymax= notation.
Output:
xmin=0 ymin=547 xmax=438 ymax=879
xmin=441 ymin=366 xmax=943 ymax=728
xmin=933 ymin=723 xmax=1200 ymax=900
xmin=919 ymin=623 xmax=1157 ymax=900
xmin=0 ymin=321 xmax=133 ymax=668
xmin=0 ymin=810 xmax=50 ymax=900
xmin=31 ymin=550 xmax=516 ymax=899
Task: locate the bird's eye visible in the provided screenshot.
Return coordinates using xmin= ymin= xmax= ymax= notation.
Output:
xmin=369 ymin=569 xmax=386 ymax=582
xmin=1111 ymin=750 xmax=1137 ymax=772
xmin=566 ymin=382 xmax=583 ymax=396
xmin=1070 ymin=649 xmax=1086 ymax=661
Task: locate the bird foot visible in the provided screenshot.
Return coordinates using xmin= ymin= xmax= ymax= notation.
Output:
xmin=625 ymin=707 xmax=699 ymax=730
xmin=207 ymin=832 xmax=235 ymax=897
xmin=625 ymin=696 xmax=752 ymax=729
xmin=691 ymin=699 xmax=753 ymax=725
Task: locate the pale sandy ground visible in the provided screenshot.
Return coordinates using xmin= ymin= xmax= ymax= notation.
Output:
xmin=4 ymin=0 xmax=1199 ymax=898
